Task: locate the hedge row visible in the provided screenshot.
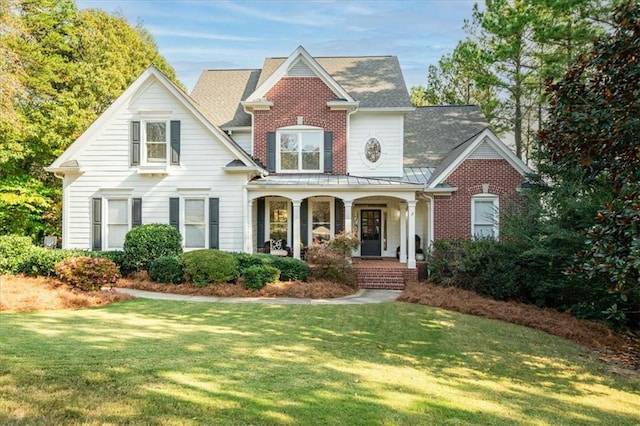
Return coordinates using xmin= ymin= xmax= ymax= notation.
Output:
xmin=1 ymin=228 xmax=310 ymax=291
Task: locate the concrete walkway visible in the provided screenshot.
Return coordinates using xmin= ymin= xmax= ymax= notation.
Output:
xmin=114 ymin=288 xmax=402 ymax=305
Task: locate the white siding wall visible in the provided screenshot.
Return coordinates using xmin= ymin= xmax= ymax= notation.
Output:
xmin=468 ymin=138 xmax=501 ymax=159
xmin=230 ymin=131 xmax=252 ymax=155
xmin=63 ymin=79 xmax=249 ymax=251
xmin=348 ymin=113 xmax=404 ymax=177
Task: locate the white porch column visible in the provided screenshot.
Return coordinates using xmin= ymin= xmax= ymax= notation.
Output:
xmin=344 ymin=200 xmax=353 ymax=234
xmin=399 ymin=202 xmax=407 ymax=263
xmin=407 ymin=200 xmax=417 ymax=269
xmin=246 ymin=198 xmax=254 ymax=254
xmin=292 ymin=199 xmax=301 ymax=259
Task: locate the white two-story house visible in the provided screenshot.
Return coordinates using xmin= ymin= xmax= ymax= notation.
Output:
xmin=47 ymin=46 xmax=530 ymax=275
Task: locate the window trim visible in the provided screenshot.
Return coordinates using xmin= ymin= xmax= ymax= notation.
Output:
xmin=276 ymin=125 xmax=324 ymax=173
xmin=308 ymin=197 xmax=334 ymax=244
xmin=182 ymin=197 xmax=208 ymax=250
xmin=471 ymin=194 xmax=499 ymax=239
xmin=104 ymin=197 xmax=131 ymax=250
xmin=265 ymin=197 xmax=290 ymax=243
xmin=144 ymin=121 xmax=168 ymax=164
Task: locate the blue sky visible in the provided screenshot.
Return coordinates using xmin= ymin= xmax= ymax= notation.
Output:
xmin=75 ymin=0 xmax=477 ymax=92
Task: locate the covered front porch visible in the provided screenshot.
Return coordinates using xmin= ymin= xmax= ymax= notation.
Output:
xmin=243 ymin=174 xmax=431 ymax=270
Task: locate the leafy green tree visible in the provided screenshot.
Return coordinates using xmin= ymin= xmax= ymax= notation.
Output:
xmin=0 ymin=0 xmax=180 ymax=242
xmin=414 ymin=0 xmax=608 ymax=162
xmin=537 ymin=1 xmax=640 ymax=329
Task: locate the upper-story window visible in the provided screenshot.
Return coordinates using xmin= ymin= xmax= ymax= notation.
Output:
xmin=277 ymin=128 xmax=323 ymax=172
xmin=131 ymin=116 xmax=180 ymax=170
xmin=145 ymin=121 xmax=167 ymax=163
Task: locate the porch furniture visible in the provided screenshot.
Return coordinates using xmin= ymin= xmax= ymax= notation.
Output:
xmin=263 ymin=239 xmax=292 ymax=257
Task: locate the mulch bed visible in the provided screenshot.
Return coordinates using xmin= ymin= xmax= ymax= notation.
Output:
xmin=116 ymin=276 xmax=357 ymax=299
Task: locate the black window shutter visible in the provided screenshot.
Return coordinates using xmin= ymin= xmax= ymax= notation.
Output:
xmin=301 ymin=199 xmax=308 ymax=247
xmin=267 ymin=132 xmax=276 ymax=172
xmin=257 ymin=198 xmax=265 ymax=247
xmin=335 ymin=198 xmax=344 ymax=234
xmin=169 ymin=198 xmax=179 ymax=230
xmin=170 ymin=120 xmax=180 ymax=165
xmin=132 ymin=198 xmax=142 ymax=228
xmin=131 ymin=121 xmax=140 ymax=166
xmin=209 ymin=198 xmax=219 ymax=249
xmin=324 ymin=131 xmax=333 ymax=173
xmin=92 ymin=198 xmax=102 ymax=251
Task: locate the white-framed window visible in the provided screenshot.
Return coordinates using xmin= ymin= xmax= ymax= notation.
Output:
xmin=310 ymin=197 xmax=334 ymax=244
xmin=471 ymin=195 xmax=499 ymax=239
xmin=106 ymin=198 xmax=129 ymax=249
xmin=267 ymin=198 xmax=290 ymax=242
xmin=145 ymin=121 xmax=167 ymax=163
xmin=184 ymin=198 xmax=206 ymax=248
xmin=277 ymin=127 xmax=323 ymax=172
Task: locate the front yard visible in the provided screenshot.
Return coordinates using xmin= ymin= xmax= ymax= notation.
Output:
xmin=1 ymin=296 xmax=639 ymax=425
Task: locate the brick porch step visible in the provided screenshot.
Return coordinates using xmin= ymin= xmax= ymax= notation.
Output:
xmin=354 ymin=267 xmax=406 ymax=290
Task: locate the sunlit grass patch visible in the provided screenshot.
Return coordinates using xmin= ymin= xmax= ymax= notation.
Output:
xmin=1 ymin=300 xmax=638 ymax=425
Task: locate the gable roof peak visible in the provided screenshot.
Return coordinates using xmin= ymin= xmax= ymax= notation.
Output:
xmin=245 ymin=45 xmax=355 ymax=103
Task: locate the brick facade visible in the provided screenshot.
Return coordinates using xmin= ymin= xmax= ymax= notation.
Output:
xmin=433 ymin=159 xmax=525 ymax=240
xmin=253 ymin=77 xmax=348 ymax=174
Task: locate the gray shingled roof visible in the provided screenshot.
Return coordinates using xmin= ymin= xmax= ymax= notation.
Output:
xmin=258 ymin=56 xmax=412 ymax=108
xmin=403 ymin=105 xmax=489 ymax=168
xmin=191 ymin=69 xmax=261 ymax=128
xmin=191 ymin=56 xmax=412 ymax=127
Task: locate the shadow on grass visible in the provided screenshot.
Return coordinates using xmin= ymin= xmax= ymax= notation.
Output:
xmin=1 ymin=300 xmax=639 ymax=425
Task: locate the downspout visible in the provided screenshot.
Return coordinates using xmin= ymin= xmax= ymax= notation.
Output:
xmin=52 ymin=172 xmax=68 ymax=249
xmin=424 ymin=194 xmax=434 ymax=251
xmin=346 ymin=104 xmax=359 ymax=175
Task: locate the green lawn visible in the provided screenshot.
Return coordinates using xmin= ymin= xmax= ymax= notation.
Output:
xmin=1 ymin=300 xmax=638 ymax=425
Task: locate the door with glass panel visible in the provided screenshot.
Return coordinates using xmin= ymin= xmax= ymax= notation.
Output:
xmin=360 ymin=209 xmax=381 ymax=256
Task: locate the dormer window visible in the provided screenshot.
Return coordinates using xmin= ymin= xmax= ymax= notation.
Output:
xmin=277 ymin=127 xmax=322 ymax=172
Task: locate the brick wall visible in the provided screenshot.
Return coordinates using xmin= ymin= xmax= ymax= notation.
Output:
xmin=253 ymin=77 xmax=348 ymax=174
xmin=433 ymin=159 xmax=525 ymax=240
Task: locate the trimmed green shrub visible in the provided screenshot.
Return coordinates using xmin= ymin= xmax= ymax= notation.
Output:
xmin=0 ymin=235 xmax=33 ymax=274
xmin=182 ymin=250 xmax=239 ymax=287
xmin=18 ymin=247 xmax=88 ymax=277
xmin=231 ymin=252 xmax=272 ymax=271
xmin=55 ymin=256 xmax=119 ymax=291
xmin=123 ymin=224 xmax=182 ymax=272
xmin=242 ymin=265 xmax=280 ymax=290
xmin=149 ymin=255 xmax=184 ymax=284
xmin=270 ymin=256 xmax=309 ymax=281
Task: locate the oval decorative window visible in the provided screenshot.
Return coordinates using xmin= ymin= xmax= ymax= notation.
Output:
xmin=365 ymin=138 xmax=381 ymax=163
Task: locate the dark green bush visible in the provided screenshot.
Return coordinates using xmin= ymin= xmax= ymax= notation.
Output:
xmin=242 ymin=265 xmax=280 ymax=290
xmin=231 ymin=252 xmax=272 ymax=271
xmin=55 ymin=256 xmax=119 ymax=291
xmin=230 ymin=252 xmax=309 ymax=282
xmin=182 ymin=250 xmax=239 ymax=287
xmin=270 ymin=256 xmax=309 ymax=281
xmin=149 ymin=255 xmax=184 ymax=284
xmin=0 ymin=235 xmax=33 ymax=274
xmin=18 ymin=247 xmax=88 ymax=277
xmin=123 ymin=224 xmax=183 ymax=272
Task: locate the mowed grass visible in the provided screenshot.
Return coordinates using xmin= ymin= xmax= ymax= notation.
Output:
xmin=1 ymin=299 xmax=639 ymax=425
